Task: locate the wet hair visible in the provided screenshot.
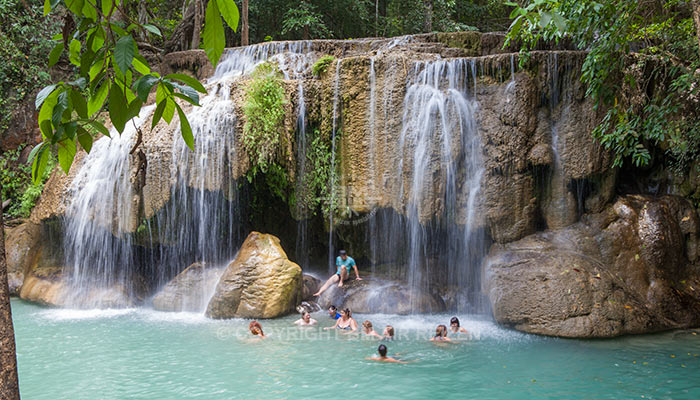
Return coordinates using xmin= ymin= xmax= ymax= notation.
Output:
xmin=339 ymin=250 xmax=347 ymax=255
xmin=249 ymin=320 xmax=264 ymax=336
xmin=329 ymin=305 xmax=337 ymax=312
xmin=450 ymin=317 xmax=460 ymax=327
xmin=435 ymin=324 xmax=447 ymax=337
xmin=385 ymin=325 xmax=395 ymax=337
xmin=378 ymin=344 xmax=387 ymax=357
xmin=362 ymin=320 xmax=373 ymax=329
xmin=343 ymin=308 xmax=352 ymax=317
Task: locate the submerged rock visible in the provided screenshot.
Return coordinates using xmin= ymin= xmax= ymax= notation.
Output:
xmin=152 ymin=262 xmax=224 ymax=312
xmin=206 ymin=232 xmax=302 ymax=319
xmin=485 ymin=195 xmax=700 ymax=338
xmin=316 ymin=278 xmax=446 ymax=314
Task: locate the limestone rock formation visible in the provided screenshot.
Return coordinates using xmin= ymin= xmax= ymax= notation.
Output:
xmin=316 ymin=278 xmax=446 ymax=314
xmin=485 ymin=195 xmax=700 ymax=338
xmin=206 ymin=232 xmax=302 ymax=319
xmin=152 ymin=262 xmax=225 ymax=312
xmin=301 ymin=274 xmax=321 ymax=301
xmin=4 ymin=222 xmax=41 ymax=295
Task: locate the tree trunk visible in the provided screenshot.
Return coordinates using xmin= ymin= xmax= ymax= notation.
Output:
xmin=423 ymin=0 xmax=433 ymax=33
xmin=693 ymin=1 xmax=700 ymax=58
xmin=242 ymin=0 xmax=249 ymax=46
xmin=0 ymin=186 xmax=20 ymax=400
xmin=375 ymin=0 xmax=379 ymax=37
xmin=191 ymin=0 xmax=201 ymax=49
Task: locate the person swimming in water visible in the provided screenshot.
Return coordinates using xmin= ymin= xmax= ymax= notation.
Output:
xmin=430 ymin=324 xmax=451 ymax=342
xmin=366 ymin=344 xmax=409 ymax=364
xmin=449 ymin=317 xmax=469 ymax=336
xmin=249 ymin=321 xmax=265 ymax=338
xmin=328 ymin=305 xmax=341 ymax=320
xmin=324 ymin=308 xmax=357 ymax=333
xmin=313 ymin=250 xmax=362 ymax=297
xmin=361 ymin=320 xmax=383 ymax=339
xmin=382 ymin=325 xmax=395 ymax=340
xmin=294 ymin=311 xmax=317 ymax=326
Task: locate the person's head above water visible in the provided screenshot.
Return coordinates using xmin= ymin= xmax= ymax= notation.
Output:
xmin=435 ymin=324 xmax=447 ymax=337
xmin=450 ymin=317 xmax=460 ymax=331
xmin=329 ymin=305 xmax=337 ymax=314
xmin=383 ymin=325 xmax=395 ymax=338
xmin=249 ymin=320 xmax=264 ymax=336
xmin=362 ymin=320 xmax=373 ymax=331
xmin=341 ymin=308 xmax=352 ymax=319
xmin=339 ymin=249 xmax=347 ymax=259
xmin=378 ymin=344 xmax=387 ymax=358
xmin=302 ymin=312 xmax=311 ymax=322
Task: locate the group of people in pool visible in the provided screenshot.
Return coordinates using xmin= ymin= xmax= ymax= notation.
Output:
xmin=247 ymin=250 xmax=470 ymax=363
xmin=248 ymin=307 xmax=471 ymax=364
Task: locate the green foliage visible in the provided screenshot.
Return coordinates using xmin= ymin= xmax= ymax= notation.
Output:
xmin=0 ymin=0 xmax=59 ymax=136
xmin=506 ymin=0 xmax=700 ymax=169
xmin=242 ymin=62 xmax=288 ymax=177
xmin=1 ymin=145 xmax=55 ymax=219
xmin=299 ymin=129 xmax=339 ymax=219
xmin=281 ymin=1 xmax=331 ymax=39
xmin=312 ymin=55 xmax=336 ymax=77
xmin=32 ymin=0 xmax=239 ymax=184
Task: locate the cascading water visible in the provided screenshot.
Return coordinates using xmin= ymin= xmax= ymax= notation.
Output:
xmin=327 ymin=59 xmax=342 ymax=275
xmin=366 ymin=58 xmax=486 ymax=313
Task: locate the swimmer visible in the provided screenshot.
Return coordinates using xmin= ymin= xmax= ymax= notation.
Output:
xmin=449 ymin=317 xmax=469 ymax=335
xmin=249 ymin=320 xmax=265 ymax=338
xmin=361 ymin=320 xmax=383 ymax=339
xmin=382 ymin=325 xmax=395 ymax=340
xmin=324 ymin=308 xmax=357 ymax=333
xmin=294 ymin=311 xmax=317 ymax=326
xmin=366 ymin=344 xmax=409 ymax=364
xmin=328 ymin=305 xmax=341 ymax=320
xmin=430 ymin=324 xmax=451 ymax=342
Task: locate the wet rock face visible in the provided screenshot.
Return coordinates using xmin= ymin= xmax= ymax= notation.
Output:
xmin=316 ymin=279 xmax=446 ymax=314
xmin=152 ymin=262 xmax=225 ymax=312
xmin=485 ymin=195 xmax=700 ymax=338
xmin=206 ymin=232 xmax=302 ymax=319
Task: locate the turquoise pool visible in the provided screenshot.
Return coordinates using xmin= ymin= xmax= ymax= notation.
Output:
xmin=10 ymin=299 xmax=700 ymax=399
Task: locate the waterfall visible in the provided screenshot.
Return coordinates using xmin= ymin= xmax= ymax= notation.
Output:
xmin=62 ymin=106 xmax=156 ymax=308
xmin=327 ymin=59 xmax=342 ymax=275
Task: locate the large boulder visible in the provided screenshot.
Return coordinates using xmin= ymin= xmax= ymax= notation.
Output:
xmin=301 ymin=274 xmax=321 ymax=301
xmin=206 ymin=232 xmax=302 ymax=319
xmin=152 ymin=262 xmax=225 ymax=312
xmin=317 ymin=278 xmax=446 ymax=314
xmin=4 ymin=222 xmax=42 ymax=295
xmin=485 ymin=195 xmax=700 ymax=338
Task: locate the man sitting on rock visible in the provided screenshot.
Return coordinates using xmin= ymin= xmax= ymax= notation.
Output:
xmin=313 ymin=250 xmax=362 ymax=297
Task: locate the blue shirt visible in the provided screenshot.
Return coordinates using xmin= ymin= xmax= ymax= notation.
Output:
xmin=336 ymin=256 xmax=356 ymax=275
xmin=332 ymin=312 xmax=341 ymax=320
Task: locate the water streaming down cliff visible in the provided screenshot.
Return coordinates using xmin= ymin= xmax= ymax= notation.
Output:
xmin=366 ymin=58 xmax=486 ymax=313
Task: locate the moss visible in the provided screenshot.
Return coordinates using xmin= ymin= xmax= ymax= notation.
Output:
xmin=436 ymin=32 xmax=482 ymax=56
xmin=312 ymin=55 xmax=336 ymax=77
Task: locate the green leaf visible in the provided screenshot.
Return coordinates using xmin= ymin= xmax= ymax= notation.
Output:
xmin=133 ymin=74 xmax=159 ymax=102
xmin=88 ymin=81 xmax=109 ymax=116
xmin=162 ymin=98 xmax=175 ymax=123
xmin=164 ymin=73 xmax=207 ymax=93
xmin=70 ymin=90 xmax=88 ymax=118
xmin=31 ymin=143 xmax=49 ymax=185
xmin=57 ymin=139 xmax=77 ymax=173
xmin=169 ymin=81 xmax=200 ymax=105
xmin=126 ymin=98 xmax=143 ymax=121
xmin=174 ymin=92 xmax=200 ymax=106
xmin=108 ymin=84 xmax=128 ymax=133
xmin=43 ymin=0 xmax=51 ymax=15
xmin=151 ymin=99 xmax=166 ymax=129
xmin=101 ymin=0 xmax=113 ymax=15
xmin=143 ymin=24 xmax=162 ymax=37
xmin=36 ymin=84 xmax=58 ymax=109
xmin=216 ymin=0 xmax=239 ymax=32
xmin=203 ymin=0 xmax=225 ymax=67
xmin=132 ymin=55 xmax=151 ymax=75
xmin=175 ymin=102 xmax=194 ymax=151
xmin=38 ymin=89 xmax=60 ymax=129
xmin=76 ymin=127 xmax=93 ymax=152
xmin=48 ymin=42 xmax=64 ymax=67
xmin=66 ymin=0 xmax=84 ymax=16
xmin=539 ymin=12 xmax=552 ymax=28
xmin=63 ymin=121 xmax=78 ymax=140
xmin=114 ymin=35 xmax=136 ymax=75
xmin=82 ymin=0 xmax=97 ymax=20
xmin=69 ymin=39 xmax=81 ymax=66
xmin=84 ymin=120 xmax=110 ymax=137
xmin=552 ymin=12 xmax=567 ymax=34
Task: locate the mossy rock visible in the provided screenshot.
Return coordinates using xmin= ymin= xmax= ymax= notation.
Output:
xmin=436 ymin=32 xmax=482 ymax=56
